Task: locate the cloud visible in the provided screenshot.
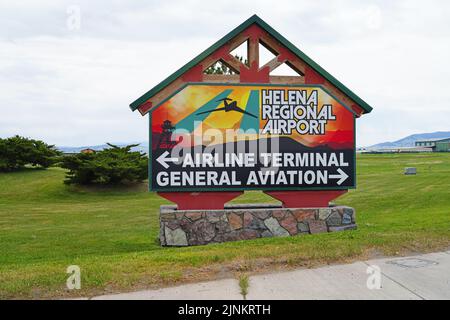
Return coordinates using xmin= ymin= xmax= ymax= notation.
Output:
xmin=0 ymin=0 xmax=449 ymax=147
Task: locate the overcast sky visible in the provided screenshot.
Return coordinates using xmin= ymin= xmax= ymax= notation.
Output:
xmin=1 ymin=0 xmax=449 ymax=147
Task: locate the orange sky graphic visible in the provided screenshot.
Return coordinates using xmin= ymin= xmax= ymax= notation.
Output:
xmin=152 ymin=84 xmax=354 ymax=149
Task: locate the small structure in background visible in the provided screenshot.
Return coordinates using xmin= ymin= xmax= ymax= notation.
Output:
xmin=415 ymin=137 xmax=450 ymax=152
xmin=404 ymin=167 xmax=417 ymax=175
xmin=80 ymin=148 xmax=95 ymax=154
xmin=362 ymin=146 xmax=433 ymax=154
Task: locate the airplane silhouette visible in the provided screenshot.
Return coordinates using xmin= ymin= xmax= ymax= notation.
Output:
xmin=196 ymin=98 xmax=257 ymax=118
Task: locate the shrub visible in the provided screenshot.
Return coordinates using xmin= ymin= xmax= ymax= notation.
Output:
xmin=60 ymin=143 xmax=148 ymax=185
xmin=0 ymin=135 xmax=61 ymax=172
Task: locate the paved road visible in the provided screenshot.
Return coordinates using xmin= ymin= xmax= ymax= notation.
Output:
xmin=92 ymin=251 xmax=450 ymax=300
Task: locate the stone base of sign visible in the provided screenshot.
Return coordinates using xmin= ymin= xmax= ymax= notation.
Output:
xmin=159 ymin=204 xmax=356 ymax=246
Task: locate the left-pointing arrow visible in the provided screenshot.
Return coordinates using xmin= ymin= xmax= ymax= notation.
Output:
xmin=156 ymin=151 xmax=178 ymax=169
xmin=329 ymin=168 xmax=349 ymax=185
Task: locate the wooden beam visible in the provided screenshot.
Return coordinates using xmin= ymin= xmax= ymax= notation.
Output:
xmin=201 ymin=33 xmax=250 ymax=73
xmin=203 ymin=74 xmax=240 ymax=83
xmin=258 ymin=37 xmax=280 ymax=56
xmin=222 ymin=55 xmax=244 ymax=73
xmin=228 ymin=33 xmax=250 ymax=53
xmin=248 ymin=38 xmax=259 ymax=68
xmin=322 ymin=79 xmax=364 ymax=115
xmin=260 ymin=56 xmax=284 ymax=72
xmin=259 ymin=34 xmax=306 ymax=75
xmin=144 ymin=77 xmax=186 ymax=111
xmin=270 ymin=75 xmax=305 ymax=84
xmin=201 ymin=56 xmax=220 ymax=73
xmin=285 ymin=60 xmax=305 ymax=76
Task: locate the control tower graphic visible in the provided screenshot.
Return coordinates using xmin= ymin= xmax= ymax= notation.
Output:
xmin=157 ymin=119 xmax=179 ymax=149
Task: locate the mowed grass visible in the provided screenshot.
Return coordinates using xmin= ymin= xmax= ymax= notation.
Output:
xmin=0 ymin=153 xmax=449 ymax=299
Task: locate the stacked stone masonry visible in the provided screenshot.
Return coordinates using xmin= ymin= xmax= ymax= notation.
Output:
xmin=160 ymin=204 xmax=356 ymax=246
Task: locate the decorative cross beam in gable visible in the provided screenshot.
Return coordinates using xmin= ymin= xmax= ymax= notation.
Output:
xmin=130 ymin=15 xmax=372 ymax=117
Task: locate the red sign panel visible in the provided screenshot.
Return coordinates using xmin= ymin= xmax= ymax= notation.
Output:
xmin=150 ymin=83 xmax=355 ymax=192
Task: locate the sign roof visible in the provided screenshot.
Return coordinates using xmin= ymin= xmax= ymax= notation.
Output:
xmin=129 ymin=15 xmax=373 ymax=115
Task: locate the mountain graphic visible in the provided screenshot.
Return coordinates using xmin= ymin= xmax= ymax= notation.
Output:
xmin=172 ymin=89 xmax=260 ymax=133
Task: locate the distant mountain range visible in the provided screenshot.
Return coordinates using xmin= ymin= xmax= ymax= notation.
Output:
xmin=367 ymin=131 xmax=450 ymax=149
xmin=57 ymin=131 xmax=450 ymax=153
xmin=57 ymin=142 xmax=149 ymax=154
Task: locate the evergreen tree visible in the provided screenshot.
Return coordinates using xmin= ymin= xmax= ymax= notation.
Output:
xmin=0 ymin=135 xmax=61 ymax=172
xmin=60 ymin=143 xmax=148 ymax=185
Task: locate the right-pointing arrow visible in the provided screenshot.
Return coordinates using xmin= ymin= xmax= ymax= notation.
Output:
xmin=329 ymin=168 xmax=349 ymax=185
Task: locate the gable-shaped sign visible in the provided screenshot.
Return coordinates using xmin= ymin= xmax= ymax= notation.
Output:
xmin=150 ymin=83 xmax=355 ymax=191
xmin=130 ymin=15 xmax=372 ymax=208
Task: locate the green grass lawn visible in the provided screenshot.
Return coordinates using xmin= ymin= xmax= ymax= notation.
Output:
xmin=0 ymin=153 xmax=449 ymax=299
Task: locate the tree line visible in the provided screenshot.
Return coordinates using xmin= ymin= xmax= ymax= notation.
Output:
xmin=0 ymin=136 xmax=147 ymax=185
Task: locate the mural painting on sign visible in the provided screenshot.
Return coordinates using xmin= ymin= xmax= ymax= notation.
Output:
xmin=129 ymin=15 xmax=372 ymax=246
